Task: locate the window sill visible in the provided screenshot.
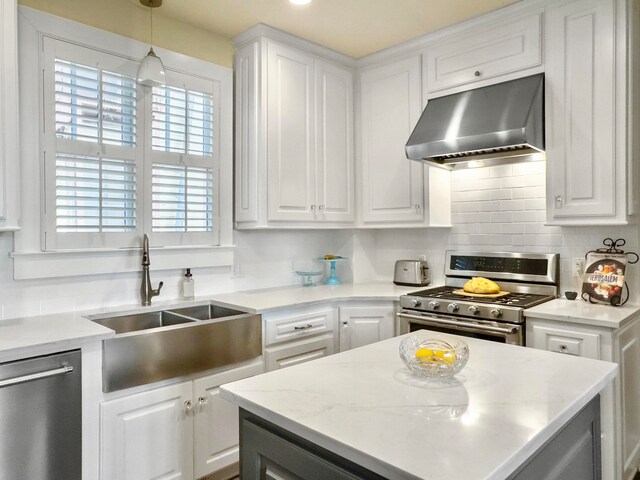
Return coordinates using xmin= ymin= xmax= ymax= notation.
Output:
xmin=10 ymin=245 xmax=235 ymax=280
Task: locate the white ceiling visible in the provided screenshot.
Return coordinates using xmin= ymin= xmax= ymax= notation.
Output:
xmin=143 ymin=0 xmax=522 ymax=58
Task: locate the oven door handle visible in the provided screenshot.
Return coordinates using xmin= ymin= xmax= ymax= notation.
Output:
xmin=397 ymin=312 xmax=519 ymax=335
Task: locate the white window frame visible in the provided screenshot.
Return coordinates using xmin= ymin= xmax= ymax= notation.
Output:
xmin=42 ymin=38 xmax=144 ymax=250
xmin=12 ymin=7 xmax=234 ymax=279
xmin=144 ymin=70 xmax=221 ymax=247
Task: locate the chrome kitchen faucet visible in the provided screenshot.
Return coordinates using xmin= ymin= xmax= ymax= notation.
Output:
xmin=141 ymin=234 xmax=163 ymax=306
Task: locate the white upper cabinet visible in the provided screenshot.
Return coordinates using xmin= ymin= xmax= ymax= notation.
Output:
xmin=0 ymin=0 xmax=19 ymax=231
xmin=266 ymin=41 xmax=316 ymax=222
xmin=315 ymin=59 xmax=355 ymax=223
xmin=234 ymin=26 xmax=355 ymax=228
xmin=358 ymin=54 xmax=428 ymax=224
xmin=424 ymin=13 xmax=542 ymax=95
xmin=545 ymin=0 xmax=635 ymax=225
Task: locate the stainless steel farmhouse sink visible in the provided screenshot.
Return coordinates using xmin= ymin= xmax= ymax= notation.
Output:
xmin=91 ymin=310 xmax=196 ymax=334
xmin=89 ymin=303 xmax=261 ymax=392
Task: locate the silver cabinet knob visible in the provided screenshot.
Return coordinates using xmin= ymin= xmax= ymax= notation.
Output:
xmin=468 ymin=305 xmax=480 ymax=315
xmin=428 ymin=301 xmax=440 ymax=310
xmin=414 ymin=204 xmax=421 ymax=209
xmin=474 ymin=70 xmax=481 ymax=77
xmin=184 ymin=400 xmax=193 ymax=413
xmin=411 ymin=298 xmax=422 ymax=307
xmin=310 ymin=205 xmax=316 ymax=210
xmin=559 ymin=345 xmax=568 ymax=352
xmin=555 ymin=196 xmax=562 ymax=208
xmin=447 ymin=303 xmax=459 ymax=313
xmin=318 ymin=205 xmax=325 ymax=210
xmin=490 ymin=308 xmax=503 ymax=318
xmin=197 ymin=396 xmax=208 ymax=407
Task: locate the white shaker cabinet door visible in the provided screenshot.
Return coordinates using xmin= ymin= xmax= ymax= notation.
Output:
xmin=545 ymin=0 xmax=624 ymax=224
xmin=266 ymin=41 xmax=316 ymax=222
xmin=0 ymin=0 xmax=19 ymax=229
xmin=193 ymin=361 xmax=265 ymax=479
xmin=315 ymin=59 xmax=354 ymax=223
xmin=360 ymin=54 xmax=425 ymax=224
xmin=101 ymin=382 xmax=194 ymax=480
xmin=339 ymin=305 xmax=395 ymax=351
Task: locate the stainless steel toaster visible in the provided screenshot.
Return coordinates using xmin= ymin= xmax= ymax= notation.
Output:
xmin=393 ymin=260 xmax=430 ymax=286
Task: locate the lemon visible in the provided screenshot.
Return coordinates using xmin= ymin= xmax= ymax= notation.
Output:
xmin=415 ymin=348 xmax=435 ymax=361
xmin=435 ymin=349 xmax=457 ymax=365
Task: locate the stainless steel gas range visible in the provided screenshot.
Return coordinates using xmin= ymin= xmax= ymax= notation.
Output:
xmin=398 ymin=251 xmax=559 ymax=345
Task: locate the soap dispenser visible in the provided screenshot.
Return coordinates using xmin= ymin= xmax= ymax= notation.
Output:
xmin=182 ymin=268 xmax=194 ymax=300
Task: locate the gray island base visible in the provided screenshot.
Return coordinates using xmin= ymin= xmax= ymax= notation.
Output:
xmin=239 ymin=396 xmax=601 ymax=480
xmin=220 ymin=335 xmax=616 ymax=480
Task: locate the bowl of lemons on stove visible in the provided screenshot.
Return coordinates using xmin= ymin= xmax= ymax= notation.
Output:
xmin=399 ymin=333 xmax=469 ymax=380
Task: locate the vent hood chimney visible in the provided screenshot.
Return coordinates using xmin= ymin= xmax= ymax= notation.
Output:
xmin=405 ymin=73 xmax=545 ymax=170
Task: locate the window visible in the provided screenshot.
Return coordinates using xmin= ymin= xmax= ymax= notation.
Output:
xmin=42 ymin=38 xmax=220 ymax=250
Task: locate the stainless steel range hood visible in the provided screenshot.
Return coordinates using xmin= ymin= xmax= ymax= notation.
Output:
xmin=405 ymin=73 xmax=544 ymax=170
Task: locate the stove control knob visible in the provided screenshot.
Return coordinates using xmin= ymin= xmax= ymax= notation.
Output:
xmin=468 ymin=305 xmax=480 ymax=315
xmin=428 ymin=301 xmax=440 ymax=310
xmin=410 ymin=298 xmax=422 ymax=307
xmin=447 ymin=303 xmax=459 ymax=313
xmin=490 ymin=308 xmax=503 ymax=318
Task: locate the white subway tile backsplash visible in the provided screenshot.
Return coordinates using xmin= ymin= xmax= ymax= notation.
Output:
xmin=501 ymin=223 xmax=526 ymax=234
xmin=489 ymin=165 xmax=513 ymax=178
xmin=511 ymin=186 xmax=545 ymax=199
xmin=455 ymin=190 xmax=493 ymax=202
xmin=511 ymin=210 xmax=546 ymax=222
xmin=491 ymin=189 xmax=512 ymax=200
xmin=524 ymin=198 xmax=546 ymax=210
xmin=512 ymin=161 xmax=546 ymax=176
xmin=491 ymin=212 xmax=513 ymax=223
xmin=500 ymin=199 xmax=525 ymax=211
xmin=452 ymin=178 xmax=501 ymax=192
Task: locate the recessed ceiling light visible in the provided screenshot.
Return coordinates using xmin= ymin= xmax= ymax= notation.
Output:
xmin=289 ymin=0 xmax=312 ymax=5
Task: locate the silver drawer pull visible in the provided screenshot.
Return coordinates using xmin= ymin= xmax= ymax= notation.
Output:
xmin=294 ymin=323 xmax=314 ymax=330
xmin=0 ymin=365 xmax=73 ymax=388
xmin=184 ymin=400 xmax=193 ymax=413
xmin=197 ymin=396 xmax=208 ymax=406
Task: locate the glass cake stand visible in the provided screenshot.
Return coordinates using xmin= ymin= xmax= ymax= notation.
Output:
xmin=316 ymin=257 xmax=349 ymax=285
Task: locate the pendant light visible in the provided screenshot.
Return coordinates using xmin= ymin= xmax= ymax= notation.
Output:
xmin=137 ymin=0 xmax=166 ymax=86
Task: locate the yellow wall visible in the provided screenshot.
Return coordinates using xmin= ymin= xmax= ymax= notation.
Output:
xmin=18 ymin=0 xmax=235 ymax=68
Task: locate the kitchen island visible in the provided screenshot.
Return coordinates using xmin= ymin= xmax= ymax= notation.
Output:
xmin=221 ymin=334 xmax=617 ymax=480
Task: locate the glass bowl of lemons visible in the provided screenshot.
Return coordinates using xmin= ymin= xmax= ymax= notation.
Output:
xmin=399 ymin=333 xmax=469 ymax=380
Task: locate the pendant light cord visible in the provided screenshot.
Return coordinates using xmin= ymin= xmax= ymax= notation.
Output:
xmin=149 ymin=1 xmax=154 ymax=47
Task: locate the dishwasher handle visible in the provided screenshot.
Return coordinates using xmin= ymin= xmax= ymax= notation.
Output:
xmin=0 ymin=365 xmax=74 ymax=388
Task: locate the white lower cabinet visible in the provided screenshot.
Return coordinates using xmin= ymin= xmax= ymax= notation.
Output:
xmin=263 ymin=307 xmax=337 ymax=372
xmin=527 ymin=316 xmax=640 ymax=480
xmin=339 ymin=304 xmax=395 ymax=351
xmin=100 ymin=360 xmax=264 ymax=480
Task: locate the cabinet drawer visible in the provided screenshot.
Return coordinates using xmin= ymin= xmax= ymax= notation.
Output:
xmin=425 ymin=13 xmax=541 ymax=94
xmin=264 ymin=308 xmax=335 ymax=346
xmin=265 ymin=334 xmax=334 ymax=371
xmin=528 ymin=324 xmax=601 ymax=360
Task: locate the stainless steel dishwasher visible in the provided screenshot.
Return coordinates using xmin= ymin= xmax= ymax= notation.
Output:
xmin=0 ymin=349 xmax=81 ymax=480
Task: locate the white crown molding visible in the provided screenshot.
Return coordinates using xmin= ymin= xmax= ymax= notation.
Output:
xmin=356 ymin=0 xmax=551 ymax=69
xmin=233 ymin=23 xmax=357 ymax=68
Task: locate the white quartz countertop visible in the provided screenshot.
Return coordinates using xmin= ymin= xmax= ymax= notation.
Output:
xmin=210 ymin=282 xmax=418 ymax=313
xmin=221 ymin=334 xmax=617 ymax=480
xmin=525 ymin=298 xmax=640 ymax=328
xmin=0 ymin=312 xmax=114 ymax=362
xmin=0 ymin=282 xmax=413 ymax=360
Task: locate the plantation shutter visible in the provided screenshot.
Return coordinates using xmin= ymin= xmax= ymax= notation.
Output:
xmin=43 ymin=38 xmax=142 ymax=249
xmin=145 ymin=71 xmax=220 ymax=246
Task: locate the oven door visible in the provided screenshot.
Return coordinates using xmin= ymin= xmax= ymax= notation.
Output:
xmin=398 ymin=311 xmax=523 ymax=346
